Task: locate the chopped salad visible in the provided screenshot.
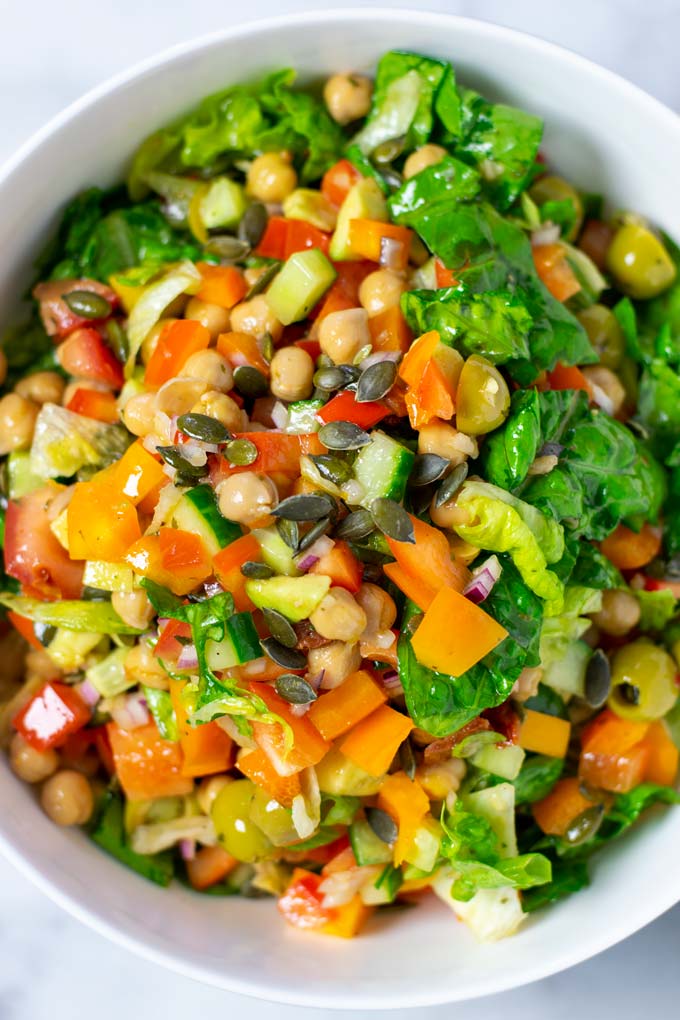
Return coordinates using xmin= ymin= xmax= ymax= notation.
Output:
xmin=1 ymin=50 xmax=679 ymax=943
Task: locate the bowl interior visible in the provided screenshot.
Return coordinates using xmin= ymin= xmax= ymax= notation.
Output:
xmin=1 ymin=10 xmax=680 ymax=1009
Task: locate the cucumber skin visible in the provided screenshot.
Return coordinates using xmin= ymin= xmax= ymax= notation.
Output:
xmin=349 ymin=819 xmax=393 ymax=866
xmin=173 ymin=484 xmax=242 ymax=556
xmin=353 ymin=431 xmax=415 ymax=507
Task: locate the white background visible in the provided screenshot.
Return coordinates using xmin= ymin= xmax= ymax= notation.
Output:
xmin=1 ymin=1 xmax=679 ymax=1017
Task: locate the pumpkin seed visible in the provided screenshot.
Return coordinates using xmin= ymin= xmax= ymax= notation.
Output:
xmin=275 ymin=674 xmax=318 ymax=705
xmin=177 ymin=412 xmax=231 ymax=444
xmin=105 ymin=319 xmax=129 ymax=361
xmin=62 ymin=289 xmax=112 ymax=319
xmin=319 ymin=420 xmax=371 ymax=451
xmin=311 ymin=454 xmax=353 ymax=485
xmin=296 ymin=517 xmax=332 ymax=553
xmin=224 ymin=438 xmax=258 ymax=466
xmin=314 ymin=366 xmax=348 ymax=391
xmin=335 ymin=508 xmax=375 ymax=542
xmin=434 ymin=462 xmax=469 ymax=508
xmin=203 ymin=235 xmax=251 ymax=260
xmin=260 ymin=637 xmax=307 ymax=670
xmin=409 ymin=453 xmax=450 ymax=488
xmin=234 ymin=365 xmax=269 ymax=398
xmin=245 ymin=260 xmax=281 ymax=300
xmin=240 ymin=561 xmax=274 ymax=579
xmin=277 ymin=517 xmax=299 ymax=550
xmin=356 ymin=360 xmax=397 ymax=403
xmin=365 ymin=807 xmax=398 ymax=845
xmin=339 ymin=363 xmax=361 ymax=383
xmin=263 ymin=608 xmax=298 ymax=649
xmin=371 ymin=498 xmax=415 ymax=543
xmin=409 ymin=485 xmax=435 ymax=517
xmin=238 ymin=202 xmax=268 ymax=247
xmin=261 ymin=331 xmax=274 ymax=364
xmin=564 ymin=803 xmax=605 ymax=846
xmin=399 ymin=737 xmax=416 ymax=780
xmin=584 ymin=649 xmax=611 ymax=708
xmin=273 ymin=493 xmax=336 ymax=522
xmin=372 ymin=135 xmax=406 ymax=165
xmin=381 ymin=167 xmax=403 ymax=190
xmin=157 ymin=445 xmax=207 ymax=478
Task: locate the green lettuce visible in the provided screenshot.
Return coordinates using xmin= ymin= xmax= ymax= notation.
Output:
xmin=0 ymin=594 xmax=140 ymax=634
xmin=634 ymin=589 xmax=677 ymax=632
xmin=90 ymin=791 xmax=174 ymax=887
xmin=512 ymin=755 xmax=564 ymax=805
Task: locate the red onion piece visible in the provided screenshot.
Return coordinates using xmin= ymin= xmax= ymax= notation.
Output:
xmin=270 ymin=400 xmax=289 ymax=430
xmin=295 ymin=535 xmax=334 ymax=572
xmin=203 ymin=580 xmax=224 ymax=598
xmin=381 ymin=669 xmax=404 ymax=697
xmin=296 ymin=553 xmax=320 ymax=572
xmin=360 ymin=351 xmax=401 ymax=370
xmin=177 ymin=643 xmax=199 ymax=670
xmin=379 ymin=235 xmax=407 ymax=270
xmin=111 ymin=692 xmax=150 ymax=730
xmin=464 ymin=554 xmax=503 ymax=604
xmin=179 ymin=838 xmax=196 ymax=861
xmin=75 ymin=679 xmax=100 ymax=708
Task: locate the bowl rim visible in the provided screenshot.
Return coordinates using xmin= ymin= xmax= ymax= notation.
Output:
xmin=1 ymin=7 xmax=680 ymax=1008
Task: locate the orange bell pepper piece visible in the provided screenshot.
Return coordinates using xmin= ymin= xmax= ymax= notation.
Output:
xmin=125 ymin=534 xmax=200 ymax=597
xmin=321 ymin=894 xmax=373 ymax=938
xmin=368 ymin=305 xmax=413 ymax=354
xmin=383 ymin=562 xmax=438 ymax=612
xmin=216 ymin=331 xmax=270 ymax=376
xmin=238 ymin=747 xmax=302 ymax=807
xmin=641 ymin=721 xmax=679 ymax=786
xmin=113 ymin=439 xmax=166 ymax=506
xmin=579 ymin=745 xmax=650 ymax=793
xmin=347 ymin=219 xmax=413 ymax=271
xmin=7 ymin=611 xmax=44 ymax=651
xmin=398 ymin=330 xmax=440 ymax=387
xmin=169 ymin=679 xmax=233 ymax=778
xmin=519 ymin=709 xmax=571 ymax=759
xmin=107 ymin=721 xmax=193 ymax=801
xmin=321 ymin=159 xmax=362 ymax=207
xmin=309 ymin=539 xmax=363 ymax=593
xmin=411 ymin=586 xmax=508 ymax=677
xmin=251 ymin=683 xmax=330 ymax=775
xmin=547 ymin=362 xmax=594 ymax=397
xmin=386 ymin=515 xmax=471 ymax=608
xmin=533 ymin=243 xmax=581 ymax=302
xmin=377 ymin=771 xmax=430 ymax=865
xmin=404 ymin=359 xmax=456 ymax=428
xmin=187 ymin=845 xmax=238 ymax=890
xmin=144 ymin=319 xmax=211 ymax=387
xmin=532 ymin=777 xmax=595 ymax=837
xmin=67 ymin=481 xmax=141 ymax=562
xmin=600 ymin=522 xmax=663 ymax=571
xmin=213 ymin=532 xmax=260 ymax=612
xmin=65 ymin=387 xmax=119 ymax=423
xmin=308 ymin=670 xmax=387 ymax=741
xmin=581 ymin=709 xmax=650 ymax=756
xmin=195 ymin=263 xmax=247 ymax=308
xmin=278 ymin=868 xmax=372 ymax=937
xmin=339 ymin=704 xmax=413 ymax=777
xmin=435 ymin=259 xmax=460 ymax=288
xmin=158 ymin=527 xmax=212 ymax=582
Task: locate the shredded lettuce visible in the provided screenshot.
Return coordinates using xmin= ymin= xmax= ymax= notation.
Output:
xmin=0 ymin=594 xmax=140 ymax=634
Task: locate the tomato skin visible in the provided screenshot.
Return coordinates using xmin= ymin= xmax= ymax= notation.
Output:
xmin=4 ymin=486 xmax=83 ymax=599
xmin=278 ymin=869 xmax=331 ymax=930
xmin=14 ymin=681 xmax=91 ymax=750
xmin=65 ymin=387 xmax=119 ymax=423
xmin=321 ymin=159 xmax=362 ymax=207
xmin=57 ymin=328 xmax=124 ymax=387
xmin=33 ymin=279 xmax=117 ymax=339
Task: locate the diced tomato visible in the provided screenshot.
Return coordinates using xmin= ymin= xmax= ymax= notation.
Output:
xmin=321 ymin=159 xmax=362 ymax=207
xmin=579 ymin=220 xmax=614 ymax=270
xmin=255 ymin=216 xmax=330 ymax=260
xmin=547 ymin=362 xmax=593 ymax=397
xmin=65 ymin=387 xmax=119 ymax=423
xmin=309 ymin=539 xmax=363 ymax=593
xmin=295 ymin=338 xmax=322 ymax=360
xmin=125 ymin=534 xmax=204 ymax=597
xmin=158 ymin=527 xmax=212 ymax=581
xmin=68 ymin=482 xmax=141 ymax=562
xmin=317 ymin=390 xmax=389 ymax=428
xmin=57 ymin=328 xmax=124 ymax=388
xmin=216 ymin=331 xmax=270 ymax=377
xmin=187 ymin=846 xmax=238 ymax=890
xmin=210 ymin=433 xmax=324 ymax=481
xmin=4 ymin=486 xmax=84 ymax=599
xmin=212 ymin=533 xmax=259 ymax=612
xmin=532 ymin=243 xmax=581 ymax=302
xmin=155 ymin=619 xmax=193 ymax=662
xmin=238 ymin=747 xmax=302 ymax=807
xmin=251 ymin=683 xmax=330 ymax=775
xmin=643 ymin=577 xmax=680 ymax=598
xmin=169 ymin=679 xmax=234 ymax=778
xmin=13 ymin=681 xmax=91 ymax=750
xmin=33 ymin=278 xmax=117 ymax=339
xmin=278 ymin=868 xmax=332 ymax=930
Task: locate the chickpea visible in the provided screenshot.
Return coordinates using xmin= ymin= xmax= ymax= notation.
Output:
xmin=429 ymin=495 xmax=471 ymax=529
xmin=15 ymin=371 xmax=65 ymax=406
xmin=318 ymin=308 xmax=371 ymax=365
xmin=41 ymin=769 xmax=94 ymax=826
xmin=0 ymin=348 xmax=7 ymax=387
xmin=192 ymin=390 xmax=244 ymax=432
xmin=403 ymin=144 xmax=447 ymax=180
xmin=416 ymin=758 xmax=466 ymax=801
xmin=184 ymin=297 xmax=231 ymax=340
xmin=310 ymin=641 xmax=362 ymax=690
xmin=359 ymin=269 xmax=407 ymax=317
xmin=124 ymin=641 xmax=169 ymax=690
xmin=582 ymin=365 xmax=626 ymax=416
xmin=0 ymin=394 xmax=39 ymax=455
xmin=182 ymin=349 xmax=234 ymax=392
xmin=122 ymin=391 xmax=156 ymax=437
xmin=511 ymin=666 xmax=543 ymax=703
xmin=25 ymin=648 xmax=60 ymax=683
xmin=309 ymin=587 xmax=367 ymax=643
xmin=197 ymin=774 xmax=233 ymax=815
xmin=323 ymin=73 xmax=373 ymax=125
xmin=9 ymin=732 xmax=59 ymax=784
xmin=247 ymin=152 xmax=297 ymax=204
xmin=591 ymin=589 xmax=641 ymax=637
xmin=155 ymin=377 xmax=207 ymax=418
xmin=269 ymin=346 xmax=314 ymax=402
xmin=355 ymin=583 xmax=397 ymax=636
xmin=112 ymin=590 xmax=155 ymax=631
xmin=217 ymin=472 xmax=278 ymax=526
xmin=418 ymin=420 xmax=478 ymax=464
xmin=230 ymin=295 xmax=283 ymax=341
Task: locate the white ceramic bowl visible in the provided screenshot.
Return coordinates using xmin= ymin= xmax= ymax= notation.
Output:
xmin=1 ymin=9 xmax=680 ymax=1009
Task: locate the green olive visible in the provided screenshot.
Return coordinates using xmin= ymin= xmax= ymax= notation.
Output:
xmin=606 ymin=223 xmax=676 ymax=299
xmin=577 ymin=304 xmax=625 ymax=370
xmin=249 ymin=786 xmax=298 ymax=846
xmin=617 ymin=355 xmax=639 ymax=406
xmin=529 ymin=175 xmax=584 ymax=241
xmin=211 ymin=778 xmax=272 ymax=862
xmin=608 ymin=640 xmax=678 ymax=721
xmin=455 ymin=355 xmax=510 ymax=435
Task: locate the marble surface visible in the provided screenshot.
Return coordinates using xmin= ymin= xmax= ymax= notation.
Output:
xmin=1 ymin=1 xmax=680 ymax=1016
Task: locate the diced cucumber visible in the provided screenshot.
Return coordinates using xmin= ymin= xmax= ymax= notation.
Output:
xmin=286 ymin=399 xmax=324 ymax=434
xmin=349 ymin=819 xmax=393 ymax=866
xmin=316 ymin=746 xmax=384 ymax=796
xmin=244 ymin=575 xmax=330 ymax=623
xmin=463 ymin=784 xmax=517 ymax=859
xmin=143 ymin=686 xmax=178 ymax=741
xmin=47 ymin=629 xmax=103 ymax=672
xmin=200 ymin=177 xmax=248 ymax=230
xmin=402 ymin=864 xmax=432 ymax=882
xmin=361 ymin=864 xmax=402 ymax=905
xmin=411 ymin=255 xmax=437 ymax=290
xmin=253 ymin=526 xmax=301 ymax=577
xmin=472 ymin=743 xmax=526 ymax=781
xmin=543 ymin=639 xmax=592 ymax=698
xmin=329 ymin=178 xmax=388 ymax=261
xmin=172 ymin=484 xmax=242 ymax=557
xmin=86 ymin=647 xmax=132 ymax=697
xmin=7 ymin=451 xmax=43 ymax=499
xmin=205 ymin=611 xmax=262 ymax=670
xmin=402 ymin=817 xmax=442 ymax=873
xmin=83 ymin=560 xmax=136 ymax=593
xmin=266 ymin=249 xmax=337 ymax=325
xmin=282 ymin=189 xmax=337 ymax=232
xmin=352 ymin=430 xmax=415 ymax=507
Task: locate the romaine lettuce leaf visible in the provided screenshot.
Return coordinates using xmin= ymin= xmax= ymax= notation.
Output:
xmin=90 ymin=791 xmax=175 ymax=887
xmin=512 ymin=755 xmax=563 ymax=805
xmin=634 ymin=589 xmax=677 ymax=632
xmin=0 ymin=593 xmax=140 ymax=634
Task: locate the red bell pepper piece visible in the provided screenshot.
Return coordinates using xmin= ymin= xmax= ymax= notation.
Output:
xmin=255 ymin=216 xmax=330 ymax=260
xmin=14 ymin=681 xmax=91 ymax=750
xmin=65 ymin=387 xmax=120 ymax=424
xmin=321 ymin=159 xmax=362 ymax=207
xmin=210 ymin=433 xmax=324 ymax=480
xmin=317 ymin=390 xmax=389 ymax=428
